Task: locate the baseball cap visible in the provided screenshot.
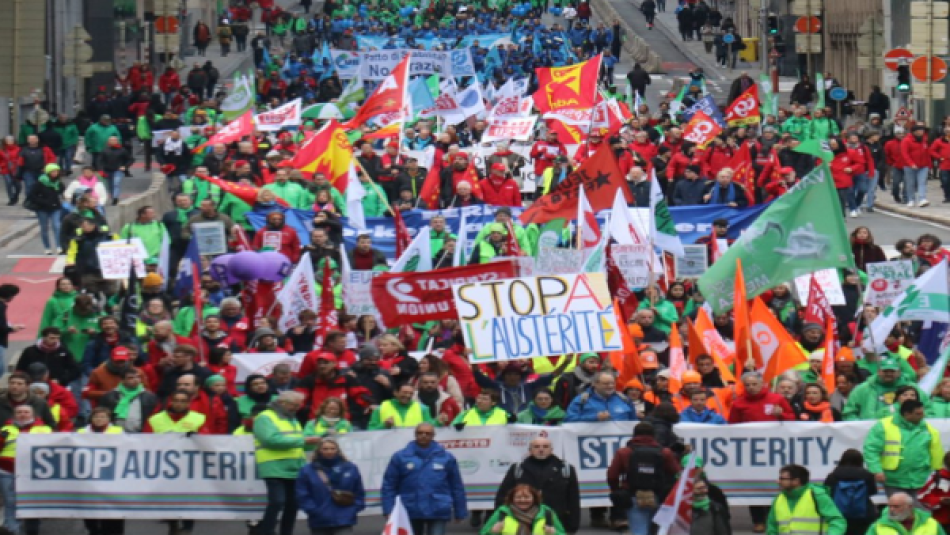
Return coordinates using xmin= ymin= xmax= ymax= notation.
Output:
xmin=682 ymin=370 xmax=702 ymax=384
xmin=112 ymin=347 xmax=131 ymax=361
xmin=307 ymin=350 xmax=337 ymax=363
xmin=579 ymin=352 xmax=601 ymax=363
xmin=491 ymin=162 xmax=507 ymax=172
xmin=879 ymin=358 xmax=901 ymax=371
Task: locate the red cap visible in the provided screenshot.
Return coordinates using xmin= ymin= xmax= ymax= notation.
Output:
xmin=307 ymin=350 xmax=337 ymax=363
xmin=454 ymin=152 xmax=469 ymax=161
xmin=112 ymin=347 xmax=131 ymax=361
xmin=277 ymin=160 xmax=295 ymax=168
xmin=387 ymin=141 xmax=399 ymax=149
xmin=491 ymin=162 xmax=507 ymax=173
xmin=780 ymin=167 xmax=794 ymax=175
xmin=235 ymin=160 xmax=249 ymax=168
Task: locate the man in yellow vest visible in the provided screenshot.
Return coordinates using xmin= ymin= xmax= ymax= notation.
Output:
xmin=766 ymin=464 xmax=845 ymax=535
xmin=452 ymin=389 xmax=510 ymax=428
xmin=867 ymin=492 xmax=947 ymax=535
xmin=145 ymin=390 xmax=208 ymax=434
xmin=0 ymin=405 xmax=52 ymax=535
xmin=253 ymin=391 xmax=321 ymax=535
xmin=368 ymin=383 xmax=436 ymax=430
xmin=864 ymin=399 xmax=943 ymax=499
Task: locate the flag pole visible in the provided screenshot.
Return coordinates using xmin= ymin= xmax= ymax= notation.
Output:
xmin=354 ymin=159 xmax=397 ymax=216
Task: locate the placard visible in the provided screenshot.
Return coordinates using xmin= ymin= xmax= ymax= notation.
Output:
xmin=675 ymin=244 xmax=708 ymax=278
xmin=261 ymin=231 xmax=283 ymax=251
xmin=96 ymin=239 xmax=148 ymax=279
xmin=453 ymin=273 xmax=622 ymax=362
xmin=343 ymin=269 xmax=379 ymax=316
xmin=192 ymin=221 xmax=227 ymax=256
xmin=534 ymin=247 xmax=585 ymax=275
xmin=793 ymin=268 xmax=845 ymax=305
xmin=610 ymin=243 xmax=653 ymax=289
xmin=865 ymin=260 xmax=916 ymax=307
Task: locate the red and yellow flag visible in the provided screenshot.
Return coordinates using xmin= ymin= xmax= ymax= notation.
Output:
xmin=533 ymin=54 xmax=602 ymax=113
xmin=725 ymin=84 xmax=761 ymax=127
xmin=725 ymin=143 xmax=758 ymax=206
xmin=290 ymin=120 xmax=353 ymax=191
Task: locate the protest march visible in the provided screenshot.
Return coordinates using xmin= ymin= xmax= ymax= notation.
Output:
xmin=5 ymin=0 xmax=950 ymax=533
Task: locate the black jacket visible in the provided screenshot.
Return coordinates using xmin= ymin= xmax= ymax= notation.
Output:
xmin=27 ymin=180 xmax=63 ymax=213
xmin=98 ymin=146 xmax=133 ymax=173
xmin=0 ymin=393 xmax=55 ymax=427
xmin=16 ymin=344 xmax=81 ymax=385
xmin=162 ymin=208 xmax=199 ymax=251
xmin=823 ymin=465 xmax=878 ymax=520
xmin=495 ymin=456 xmax=581 ymax=533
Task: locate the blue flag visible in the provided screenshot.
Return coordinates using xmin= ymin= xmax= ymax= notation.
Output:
xmin=174 ymin=237 xmax=203 ymax=299
xmin=682 ymin=95 xmax=726 ymax=127
xmin=409 ymin=77 xmax=436 ymax=114
xmin=918 ymin=321 xmax=949 ymax=364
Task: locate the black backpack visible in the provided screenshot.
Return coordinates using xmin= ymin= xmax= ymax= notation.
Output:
xmin=627 ymin=445 xmax=665 ymax=493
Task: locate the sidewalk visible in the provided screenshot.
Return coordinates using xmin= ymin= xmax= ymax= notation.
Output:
xmin=873 ymin=178 xmax=950 ymax=225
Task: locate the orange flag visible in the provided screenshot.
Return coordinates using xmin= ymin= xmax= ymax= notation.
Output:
xmin=533 ymin=54 xmax=603 ymax=113
xmin=822 ymin=315 xmax=837 ymax=393
xmin=669 ymin=323 xmax=687 ymax=379
xmin=693 ymin=310 xmax=736 ymax=383
xmin=611 ymin=298 xmax=643 ymax=385
xmin=763 ymin=342 xmax=808 ymax=384
xmin=733 ymin=259 xmax=762 ymax=370
xmin=686 ymin=317 xmax=706 ymax=368
xmin=290 ymin=120 xmax=353 ymax=190
xmin=749 ymin=297 xmax=796 ymax=371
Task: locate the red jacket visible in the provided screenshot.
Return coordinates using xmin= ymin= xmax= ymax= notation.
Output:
xmin=146 ymin=335 xmax=196 ymax=368
xmin=666 ymin=151 xmax=694 ymax=181
xmin=901 ymin=134 xmax=931 ymax=168
xmin=297 ymin=350 xmax=357 ymax=379
xmin=48 ymin=380 xmax=78 ymax=421
xmin=920 ymin=468 xmax=950 ymax=524
xmin=845 ymin=146 xmax=868 ymax=176
xmin=606 ymin=436 xmax=682 ymax=491
xmin=703 ymin=146 xmax=734 ymax=178
xmin=17 ymin=147 xmax=56 ymax=168
xmin=478 ymin=177 xmax=522 ymax=206
xmin=253 ymin=225 xmax=301 ymax=263
xmin=629 ymin=140 xmax=658 ymax=164
xmin=830 ymin=151 xmax=855 ymax=189
xmin=660 ymin=137 xmax=684 ymax=157
xmin=884 ymin=138 xmax=907 ymax=169
xmin=441 ymin=346 xmax=479 ymax=399
xmin=220 ymin=316 xmax=251 ymax=350
xmin=296 ymin=372 xmax=372 ymax=420
xmin=0 ymin=145 xmax=19 ymax=175
xmin=190 ymin=391 xmax=230 ymax=434
xmin=929 ymin=137 xmax=950 ymax=171
xmin=728 ymin=388 xmax=794 ymax=423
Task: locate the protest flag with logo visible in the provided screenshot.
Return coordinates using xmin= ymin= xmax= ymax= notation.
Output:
xmin=694 ymin=309 xmax=737 ymax=382
xmin=654 ymin=453 xmax=699 ymax=535
xmin=606 ymin=243 xmax=639 ymax=321
xmin=344 ymin=55 xmax=410 ymax=129
xmin=804 ymin=273 xmax=835 ymax=327
xmin=384 ymin=496 xmax=414 ymax=535
xmin=417 ymin=161 xmax=443 ymax=209
xmin=392 ymin=227 xmax=432 ymax=273
xmin=697 ymin=164 xmax=854 ymax=314
xmin=291 ymin=120 xmax=354 ymax=190
xmin=867 ymin=259 xmax=950 ymax=351
xmin=725 ymin=84 xmax=761 ymax=127
xmin=173 ymin=237 xmax=204 ymax=338
xmin=725 ymin=143 xmax=758 ymax=206
xmin=681 ymin=110 xmax=722 ymax=149
xmin=577 ymin=184 xmax=602 ymax=255
xmin=315 ymin=260 xmax=338 ymax=348
xmin=650 ymin=169 xmax=684 ymax=257
xmin=750 ymin=296 xmax=798 ymax=375
xmin=733 ymin=259 xmax=762 ymax=372
xmin=254 ymin=98 xmax=302 ymax=131
xmin=192 ymin=110 xmax=254 ymax=153
xmin=345 ymin=164 xmax=367 ymax=231
xmin=533 ymin=54 xmax=602 ymax=113
xmin=520 ymin=144 xmax=628 ymax=225
xmin=275 ymin=252 xmax=318 ymax=332
xmin=221 ymin=73 xmax=255 ymax=122
xmin=195 ymin=173 xmax=290 ymax=207
xmin=669 ymin=318 xmax=687 ymax=381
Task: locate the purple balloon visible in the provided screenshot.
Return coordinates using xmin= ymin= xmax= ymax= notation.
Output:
xmin=256 ymin=252 xmax=294 ymax=281
xmin=209 ymin=254 xmax=241 ymax=285
xmin=227 ymin=251 xmax=266 ymax=281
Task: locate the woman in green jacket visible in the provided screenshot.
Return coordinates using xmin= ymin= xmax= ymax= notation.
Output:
xmin=638 ymin=285 xmax=680 ymax=334
xmin=40 ymin=277 xmax=76 ymax=331
xmin=928 ymin=379 xmax=950 ymax=418
xmin=516 ymin=388 xmax=565 ymax=426
xmin=236 ymin=374 xmax=277 ymax=418
xmin=303 ymin=397 xmax=353 ymax=438
xmin=481 ymin=484 xmax=565 ymax=535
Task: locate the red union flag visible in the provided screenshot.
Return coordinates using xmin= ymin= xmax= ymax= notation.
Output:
xmin=725 ymin=84 xmax=761 ymax=127
xmin=543 ymin=108 xmax=592 ymax=126
xmin=344 ymin=55 xmax=410 ymax=128
xmin=488 ymin=94 xmax=533 ymax=119
xmin=682 ymin=110 xmax=722 ymax=148
xmin=193 ymin=110 xmax=253 ymax=152
xmin=255 ymin=98 xmax=302 ymax=131
xmin=371 ymin=261 xmax=518 ymax=325
xmin=482 ymin=116 xmax=539 ymax=142
xmin=533 ymin=55 xmax=602 ymax=113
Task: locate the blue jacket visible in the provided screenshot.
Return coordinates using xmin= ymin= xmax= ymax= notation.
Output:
xmin=296 ymin=457 xmax=365 ymax=528
xmin=381 ymin=441 xmax=468 ymax=521
xmin=564 ymin=390 xmax=638 ymax=422
xmin=82 ymin=332 xmax=141 ymax=374
xmin=679 ymin=407 xmax=726 ymax=424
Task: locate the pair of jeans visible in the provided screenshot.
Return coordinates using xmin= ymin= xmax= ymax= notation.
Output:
xmin=410 ymin=520 xmax=447 ymax=535
xmin=60 ymin=146 xmax=76 ymax=174
xmin=892 ymin=167 xmax=905 ymax=201
xmin=1 ymin=174 xmax=18 ymax=202
xmin=259 ymin=478 xmax=298 ymax=535
xmin=36 ymin=210 xmax=62 ymax=250
xmin=940 ymin=170 xmax=950 ymax=201
xmin=865 ymin=170 xmax=880 ymax=208
xmin=108 ymin=170 xmax=123 ymax=199
xmin=0 ymin=471 xmax=39 ymax=534
xmin=21 ymin=170 xmax=38 ymax=197
xmin=906 ymin=166 xmax=929 ymax=203
xmin=852 ymin=173 xmax=869 ymax=208
xmin=837 ymin=187 xmax=853 ymax=215
xmin=626 ymin=502 xmax=657 ymax=535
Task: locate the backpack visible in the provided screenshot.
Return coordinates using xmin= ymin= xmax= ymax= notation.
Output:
xmin=832 ymin=480 xmax=869 ymax=519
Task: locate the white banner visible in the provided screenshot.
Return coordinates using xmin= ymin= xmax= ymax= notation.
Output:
xmin=611 ymin=243 xmax=653 ymax=289
xmin=453 ymin=273 xmax=622 ymax=362
xmin=231 ymin=352 xmax=304 ymax=384
xmin=794 ymin=268 xmax=845 ymax=305
xmin=482 ymin=116 xmax=538 ymax=142
xmin=19 ymin=422 xmax=916 ymax=519
xmin=276 ymin=253 xmax=318 ymax=332
xmin=330 ymin=49 xmax=362 ymax=78
xmin=357 ymin=49 xmax=478 ymax=81
xmin=534 ymin=247 xmax=585 ymax=275
xmin=865 ymin=260 xmax=916 ymax=307
xmin=255 ymin=99 xmax=302 ymax=131
xmin=96 ymin=239 xmax=148 ymax=279
xmin=343 ymin=269 xmax=379 ymax=316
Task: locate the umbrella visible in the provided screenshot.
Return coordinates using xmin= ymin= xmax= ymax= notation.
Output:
xmin=302 ymin=103 xmax=345 ymax=120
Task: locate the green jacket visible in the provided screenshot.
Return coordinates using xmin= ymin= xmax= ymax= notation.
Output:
xmin=218 ymin=193 xmax=252 ymax=230
xmin=780 ymin=117 xmax=812 ymax=141
xmin=857 ymin=349 xmax=916 ymax=380
xmin=864 ymin=413 xmax=942 ymax=489
xmin=361 ymin=181 xmax=387 ymax=217
xmin=303 ymin=417 xmax=353 ymax=437
xmin=808 ymin=118 xmax=839 ymax=141
xmin=84 ymin=123 xmax=122 ymax=153
xmin=765 ymin=484 xmax=846 ymax=535
xmin=516 ymin=403 xmax=566 ymax=425
xmin=263 ymin=181 xmax=308 ymax=209
xmin=60 ymin=309 xmax=104 ymax=362
xmin=40 ymin=290 xmax=76 ymax=332
xmin=867 ymin=505 xmax=946 ymax=535
xmin=927 ymin=397 xmax=950 ymax=418
xmin=843 ymin=375 xmax=926 ymax=421
xmin=182 ymin=176 xmax=222 ymax=205
xmin=474 ymin=223 xmax=532 ymax=256
xmin=636 ymin=298 xmax=679 ymax=334
xmin=367 ymin=400 xmax=435 ymax=430
xmin=429 ymin=230 xmax=456 ymax=257
xmin=136 ymin=115 xmax=160 ymax=140
xmin=17 ymin=122 xmax=43 ymax=146
xmin=52 ymin=123 xmax=80 ymax=149
xmin=252 ymin=406 xmax=315 ymax=479
xmin=480 ymin=505 xmax=566 ymax=535
xmin=119 ymin=221 xmax=169 ymax=260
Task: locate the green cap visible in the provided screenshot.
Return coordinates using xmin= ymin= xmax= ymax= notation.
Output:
xmin=579 ymin=352 xmax=601 ymax=363
xmin=879 ymin=358 xmax=901 ymax=371
xmin=488 ymin=223 xmax=507 ymax=235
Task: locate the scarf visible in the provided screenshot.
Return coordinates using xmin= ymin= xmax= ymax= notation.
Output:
xmin=164 ymin=137 xmax=184 ymax=155
xmin=175 ymin=208 xmax=191 ymax=226
xmin=509 ymin=505 xmax=539 ymax=535
xmin=709 ymin=182 xmax=736 ymax=204
xmin=114 ymin=382 xmax=144 ymax=419
xmin=802 ymin=401 xmax=834 ymax=423
xmin=693 ymin=497 xmax=711 ymax=511
xmin=39 ymin=174 xmax=58 ymax=189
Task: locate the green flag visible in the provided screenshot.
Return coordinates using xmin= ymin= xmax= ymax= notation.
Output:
xmin=815 ymin=73 xmax=826 ymax=109
xmin=793 ymin=138 xmax=834 ymax=162
xmin=758 ymin=74 xmax=774 ymax=117
xmin=338 ymin=73 xmax=366 ymax=113
xmin=697 ymin=164 xmax=854 ymax=313
xmin=221 ymin=73 xmax=254 ymax=122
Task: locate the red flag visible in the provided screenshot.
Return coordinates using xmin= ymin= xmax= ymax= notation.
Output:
xmin=290 ymin=120 xmax=353 ymax=191
xmin=192 ymin=111 xmax=254 ymax=153
xmin=393 ymin=208 xmax=411 ymax=258
xmin=709 ymin=228 xmax=722 ymax=264
xmin=682 ymin=111 xmax=722 ymax=149
xmin=315 ymin=261 xmax=338 ymax=347
xmin=734 ymin=258 xmax=762 ymax=371
xmin=804 ymin=274 xmax=835 ymax=326
xmin=725 ymin=84 xmax=761 ymax=127
xmin=232 ymin=225 xmax=253 ymax=252
xmin=504 ymin=221 xmax=523 ymax=256
xmin=533 ymin=55 xmax=603 ymax=113
xmin=195 ymin=173 xmax=289 ymax=207
xmin=545 ymin=119 xmax=586 ymax=145
xmin=724 ymin=144 xmax=758 ymax=206
xmin=606 ymin=244 xmax=639 ymax=320
xmin=344 ymin=55 xmax=410 ymax=128
xmin=654 ymin=454 xmax=700 ymax=535
xmin=520 ymin=144 xmax=629 ymax=225
xmin=417 ymin=163 xmax=443 ymax=209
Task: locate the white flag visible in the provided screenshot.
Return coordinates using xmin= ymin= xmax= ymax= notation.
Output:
xmin=453 ymin=211 xmax=467 ymax=268
xmin=156 ymin=231 xmax=172 ymax=290
xmin=607 ymin=188 xmax=646 ymax=245
xmin=578 ymin=184 xmax=602 ymax=253
xmin=391 ymin=227 xmax=432 ymax=273
xmin=650 ymin=168 xmax=685 ymax=257
xmin=866 ymin=260 xmax=950 ymax=351
xmin=255 ymin=98 xmax=302 ymax=131
xmin=383 ymin=496 xmax=415 ymax=535
xmin=346 ymin=164 xmax=367 ymax=231
xmin=275 ymin=252 xmax=318 ymax=331
xmin=654 ymin=453 xmax=698 ymax=535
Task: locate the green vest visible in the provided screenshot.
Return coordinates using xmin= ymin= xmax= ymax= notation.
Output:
xmin=461 ymin=407 xmax=508 ymax=426
xmin=0 ymin=424 xmax=52 ymax=460
xmin=773 ymin=488 xmax=825 ymax=535
xmin=254 ymin=409 xmax=304 ymax=464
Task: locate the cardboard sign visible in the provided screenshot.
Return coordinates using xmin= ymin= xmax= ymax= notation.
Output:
xmin=676 ymin=244 xmax=709 ymax=279
xmin=865 ymin=260 xmax=916 ymax=307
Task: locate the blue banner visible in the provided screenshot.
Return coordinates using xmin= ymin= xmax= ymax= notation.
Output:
xmin=682 ymin=95 xmax=726 ymax=127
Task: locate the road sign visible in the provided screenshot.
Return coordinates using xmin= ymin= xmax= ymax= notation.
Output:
xmin=829 ymin=87 xmax=849 ymax=101
xmin=911 ymin=56 xmax=948 ymax=82
xmin=155 ymin=16 xmax=179 ymax=34
xmin=895 ymin=107 xmax=912 ymax=120
xmin=723 ymin=34 xmax=735 ymax=44
xmin=795 ymin=34 xmax=822 ymax=53
xmin=912 ymin=84 xmax=947 ymax=99
xmin=884 ymin=48 xmax=914 ymax=72
xmin=795 ymin=16 xmax=821 ymax=33
xmin=910 ymin=19 xmax=950 ymax=55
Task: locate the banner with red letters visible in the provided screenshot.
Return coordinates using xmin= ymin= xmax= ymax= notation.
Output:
xmin=724 ymin=85 xmax=761 ymax=127
xmin=682 ymin=110 xmax=722 ymax=148
xmin=482 ymin=116 xmax=539 ymax=142
xmin=255 ymin=98 xmax=302 ymax=131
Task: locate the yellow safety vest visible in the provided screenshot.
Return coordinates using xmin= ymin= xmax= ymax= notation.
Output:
xmin=50 ymin=404 xmax=61 ymax=424
xmin=773 ymin=489 xmax=826 ymax=535
xmin=461 ymin=407 xmax=508 ymax=426
xmin=78 ymin=425 xmax=123 ymax=434
xmin=874 ymin=517 xmax=941 ymax=535
xmin=880 ymin=417 xmax=943 ymax=471
xmin=313 ymin=419 xmax=350 ymax=436
xmin=233 ymin=426 xmax=253 ymax=436
xmin=378 ymin=400 xmax=425 ymax=428
xmin=254 ymin=409 xmax=304 ymax=464
xmin=148 ymin=411 xmax=207 ymax=433
xmin=0 ymin=424 xmax=53 ymax=460
xmin=502 ymin=514 xmax=547 ymax=535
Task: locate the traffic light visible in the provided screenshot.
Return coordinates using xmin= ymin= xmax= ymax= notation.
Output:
xmin=767 ymin=15 xmax=780 ymax=34
xmin=897 ymin=64 xmax=911 ymax=92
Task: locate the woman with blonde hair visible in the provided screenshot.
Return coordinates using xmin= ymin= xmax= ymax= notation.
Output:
xmin=377 ymin=333 xmax=418 ymax=389
xmin=304 ymin=397 xmax=352 ymax=438
xmin=481 ymin=484 xmax=565 ymax=535
xmin=928 ymin=378 xmax=950 ymax=418
xmin=297 ymin=437 xmax=365 ymax=534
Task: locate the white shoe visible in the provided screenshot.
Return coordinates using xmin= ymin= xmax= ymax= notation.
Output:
xmin=920 ymin=200 xmax=930 ymax=207
xmin=907 ymin=201 xmax=916 ymax=207
xmin=44 ymin=249 xmax=52 ymax=255
xmin=849 ymin=210 xmax=858 ymax=218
